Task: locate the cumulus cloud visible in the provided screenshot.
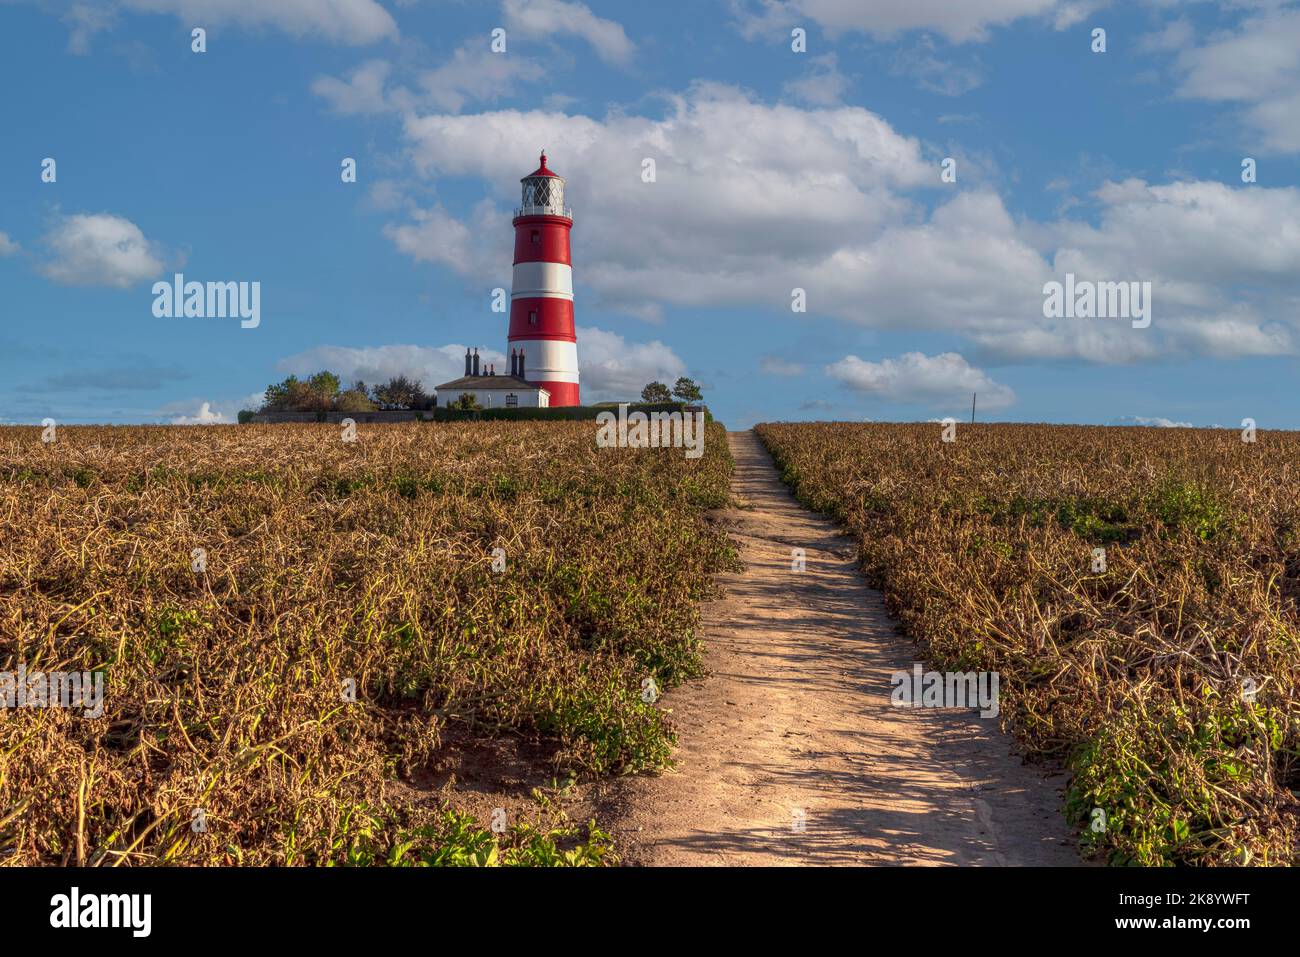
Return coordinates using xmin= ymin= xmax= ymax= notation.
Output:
xmin=396 ymin=83 xmax=932 ymax=311
xmin=416 ymin=45 xmax=547 ymax=113
xmin=39 ymin=213 xmax=163 ymax=288
xmin=1172 ymin=5 xmax=1300 ymax=153
xmin=161 ymin=391 xmax=263 ymax=424
xmin=382 ymin=201 xmax=511 ymax=281
xmin=503 ymin=0 xmax=634 ymax=65
xmin=1026 ymin=178 xmax=1300 ymax=360
xmin=170 ymin=401 xmax=227 ymax=425
xmin=1052 ymin=179 xmax=1300 ymax=292
xmin=311 ymin=1 xmax=634 ymax=116
xmin=1109 ymin=415 xmax=1193 ymax=428
xmin=119 ymin=0 xmax=397 ymax=45
xmin=0 ymin=232 xmax=19 ymax=257
xmin=575 ymin=326 xmax=688 ymax=400
xmin=826 ymin=352 xmax=1016 ymax=410
xmin=314 ymin=49 xmax=548 ymax=116
xmin=374 ymin=85 xmax=1298 ymax=367
xmin=311 ymin=59 xmax=395 ymax=115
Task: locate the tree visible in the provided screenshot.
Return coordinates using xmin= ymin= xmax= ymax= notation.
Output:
xmin=259 ymin=370 xmax=430 ymax=413
xmin=671 ymin=377 xmax=703 ymax=404
xmin=261 ymin=375 xmax=330 ymax=412
xmin=261 ymin=374 xmax=299 ymax=410
xmin=449 ymin=393 xmax=482 ymax=411
xmin=335 ymin=389 xmax=377 ymax=413
xmin=308 ymin=371 xmax=341 ymax=402
xmin=261 ymin=371 xmax=355 ymax=412
xmin=640 ymin=381 xmax=672 ymax=403
xmin=288 ymin=380 xmax=333 ymax=412
xmin=372 ymin=375 xmax=429 ymax=410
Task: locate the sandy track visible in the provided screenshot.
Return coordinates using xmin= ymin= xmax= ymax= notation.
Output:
xmin=602 ymin=430 xmax=1080 ymax=866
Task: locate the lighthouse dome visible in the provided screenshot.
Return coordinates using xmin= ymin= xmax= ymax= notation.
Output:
xmin=517 ymin=151 xmax=569 ymax=218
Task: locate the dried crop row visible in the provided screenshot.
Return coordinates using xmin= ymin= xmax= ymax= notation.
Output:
xmin=0 ymin=421 xmax=735 ymax=865
xmin=756 ymin=421 xmax=1300 ymax=866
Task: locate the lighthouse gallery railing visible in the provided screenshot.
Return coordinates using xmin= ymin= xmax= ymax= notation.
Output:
xmin=513 ymin=205 xmax=573 ymax=219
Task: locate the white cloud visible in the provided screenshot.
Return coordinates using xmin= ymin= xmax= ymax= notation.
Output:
xmin=162 ymin=391 xmax=262 ymax=424
xmin=0 ymin=232 xmax=19 ymax=257
xmin=120 ymin=0 xmax=397 ymax=44
xmin=396 ymin=84 xmax=932 ymax=316
xmin=1160 ymin=313 xmax=1295 ymax=357
xmin=1051 ymin=178 xmax=1300 ymax=290
xmin=313 ymin=45 xmax=547 ymax=116
xmin=39 ymin=213 xmax=163 ymax=288
xmin=1030 ymin=179 xmax=1300 ymax=360
xmin=968 ymin=321 xmax=1164 ymax=364
xmin=503 ymin=0 xmax=634 ymax=65
xmin=382 ymin=200 xmax=511 ymax=281
xmin=1109 ymin=415 xmax=1193 ymax=428
xmin=416 ymin=44 xmax=547 ymax=113
xmin=826 ymin=352 xmax=1016 ymax=409
xmin=310 ymin=1 xmax=630 ymax=117
xmin=1172 ymin=5 xmax=1300 ymax=152
xmin=170 ymin=401 xmax=227 ymax=425
xmin=311 ymin=60 xmax=395 ymax=115
xmin=380 ymin=86 xmax=1299 ymax=367
xmin=575 ymin=326 xmax=687 ymax=400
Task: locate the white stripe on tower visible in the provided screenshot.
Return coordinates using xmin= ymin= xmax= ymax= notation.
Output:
xmin=510 ymin=262 xmax=573 ymax=301
xmin=528 ymin=341 xmax=580 ymax=383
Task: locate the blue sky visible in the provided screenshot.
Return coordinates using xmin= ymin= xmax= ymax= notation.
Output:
xmin=1 ymin=0 xmax=1298 ymax=429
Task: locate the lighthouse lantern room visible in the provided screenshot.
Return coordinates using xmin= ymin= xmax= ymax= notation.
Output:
xmin=507 ymin=152 xmax=580 ymax=406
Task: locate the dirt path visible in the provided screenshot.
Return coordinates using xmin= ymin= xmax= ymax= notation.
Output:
xmin=600 ymin=430 xmax=1080 ymax=866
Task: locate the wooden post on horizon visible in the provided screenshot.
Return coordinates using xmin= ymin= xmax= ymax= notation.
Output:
xmin=971 ymin=392 xmax=976 ymax=425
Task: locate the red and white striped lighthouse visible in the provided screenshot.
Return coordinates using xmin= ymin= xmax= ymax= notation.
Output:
xmin=509 ymin=152 xmax=579 ymax=406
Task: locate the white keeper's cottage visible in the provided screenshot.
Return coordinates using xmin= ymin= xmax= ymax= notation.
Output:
xmin=435 ymin=348 xmax=550 ymax=409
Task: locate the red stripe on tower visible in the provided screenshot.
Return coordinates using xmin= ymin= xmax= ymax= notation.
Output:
xmin=509 ymin=152 xmax=580 ymax=406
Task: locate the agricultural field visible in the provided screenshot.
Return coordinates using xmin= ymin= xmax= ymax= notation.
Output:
xmin=0 ymin=422 xmax=735 ymax=866
xmin=756 ymin=422 xmax=1300 ymax=866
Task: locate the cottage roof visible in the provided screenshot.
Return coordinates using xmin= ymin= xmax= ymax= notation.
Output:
xmin=434 ymin=374 xmax=549 ymax=394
